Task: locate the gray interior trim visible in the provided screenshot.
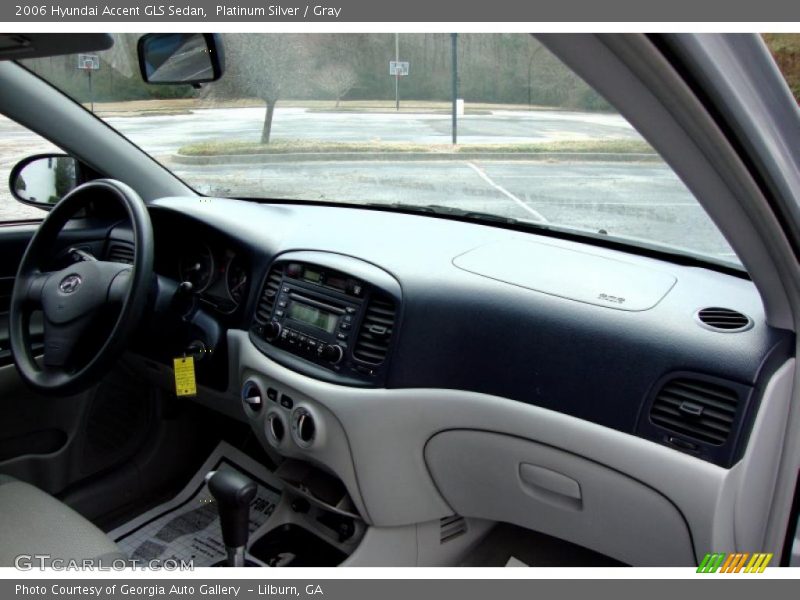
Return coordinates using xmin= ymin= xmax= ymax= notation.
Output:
xmin=229 ymin=329 xmax=797 ymax=564
xmin=0 ymin=61 xmax=192 ymax=202
xmin=229 ymin=330 xmax=726 ymax=563
xmin=415 ymin=518 xmax=494 ymax=567
xmin=425 ymin=430 xmax=694 ymax=566
xmin=341 ymin=525 xmax=418 ymax=566
xmin=730 ymin=359 xmax=795 ymax=551
xmin=342 ymin=519 xmax=493 ymax=567
xmin=763 ymin=362 xmax=800 ymax=558
xmin=0 ymin=477 xmax=123 ymax=566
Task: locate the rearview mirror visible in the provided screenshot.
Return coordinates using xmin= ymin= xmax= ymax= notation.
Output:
xmin=137 ymin=33 xmax=224 ymax=85
xmin=9 ymin=154 xmax=80 ymax=208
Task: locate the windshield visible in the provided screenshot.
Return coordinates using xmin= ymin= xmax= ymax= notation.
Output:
xmin=18 ymin=33 xmax=741 ymax=266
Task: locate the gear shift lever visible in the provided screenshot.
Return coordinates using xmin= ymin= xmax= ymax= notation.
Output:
xmin=206 ymin=470 xmax=257 ymax=567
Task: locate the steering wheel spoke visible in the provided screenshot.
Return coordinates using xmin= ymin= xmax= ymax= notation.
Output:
xmin=18 ymin=270 xmax=50 ymax=306
xmin=107 ymin=264 xmax=133 ymax=303
xmin=9 ymin=179 xmax=153 ymax=395
xmin=42 ymin=313 xmax=93 ymax=369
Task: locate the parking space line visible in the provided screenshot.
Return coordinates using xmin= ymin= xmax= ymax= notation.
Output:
xmin=545 ymin=202 xmax=698 ymax=207
xmin=466 ymin=162 xmax=548 ymax=223
xmin=488 ymin=175 xmax=643 ymax=179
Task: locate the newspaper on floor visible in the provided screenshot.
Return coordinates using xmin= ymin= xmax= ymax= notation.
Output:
xmin=505 ymin=556 xmax=529 ymax=567
xmin=108 ymin=440 xmax=282 ymax=567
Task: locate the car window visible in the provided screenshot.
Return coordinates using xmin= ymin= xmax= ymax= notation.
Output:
xmin=0 ymin=116 xmax=61 ymax=222
xmin=763 ymin=34 xmax=800 ymax=104
xmin=19 ymin=33 xmax=741 ymax=266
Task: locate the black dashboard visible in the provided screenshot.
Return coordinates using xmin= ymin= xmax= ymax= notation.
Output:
xmin=149 ymin=212 xmax=252 ymax=319
xmin=248 ymin=253 xmax=401 ymax=387
xmin=102 ymin=196 xmax=792 ymax=469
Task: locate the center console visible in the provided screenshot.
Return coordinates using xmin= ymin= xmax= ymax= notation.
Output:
xmin=239 ymin=253 xmax=404 ymax=565
xmin=249 ymin=251 xmax=402 ymax=387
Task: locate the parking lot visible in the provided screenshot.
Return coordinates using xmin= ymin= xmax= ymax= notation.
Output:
xmin=0 ymin=105 xmax=736 ymax=261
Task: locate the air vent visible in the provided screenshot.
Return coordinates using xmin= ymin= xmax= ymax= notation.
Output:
xmin=440 ymin=515 xmax=467 ymax=544
xmin=254 ymin=264 xmax=284 ymax=324
xmin=353 ymin=293 xmax=396 ymax=365
xmin=696 ymin=307 xmax=752 ymax=332
xmin=649 ymin=378 xmax=739 ymax=446
xmin=106 ymin=242 xmax=134 ymax=264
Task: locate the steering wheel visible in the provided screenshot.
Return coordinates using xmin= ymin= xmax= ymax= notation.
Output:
xmin=9 ymin=179 xmax=154 ymax=396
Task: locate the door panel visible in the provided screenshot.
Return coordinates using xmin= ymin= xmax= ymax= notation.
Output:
xmin=0 ymin=364 xmax=91 ymax=492
xmin=1 ymin=223 xmax=45 ymax=366
xmin=0 ymin=220 xmax=154 ymax=500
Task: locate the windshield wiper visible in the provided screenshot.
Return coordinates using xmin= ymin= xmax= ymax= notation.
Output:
xmin=367 ymin=202 xmax=550 ymax=230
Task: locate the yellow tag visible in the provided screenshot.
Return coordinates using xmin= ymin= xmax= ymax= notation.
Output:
xmin=173 ymin=356 xmax=197 ymax=397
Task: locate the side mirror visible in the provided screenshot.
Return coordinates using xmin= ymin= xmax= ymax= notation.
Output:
xmin=9 ymin=154 xmax=80 ymax=208
xmin=137 ymin=33 xmax=224 ymax=85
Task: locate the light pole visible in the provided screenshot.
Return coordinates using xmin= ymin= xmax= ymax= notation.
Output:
xmin=451 ymin=33 xmax=458 ymax=145
xmin=395 ymin=33 xmax=400 ymax=111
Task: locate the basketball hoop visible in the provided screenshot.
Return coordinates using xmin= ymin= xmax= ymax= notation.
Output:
xmin=77 ymin=54 xmax=100 ymax=71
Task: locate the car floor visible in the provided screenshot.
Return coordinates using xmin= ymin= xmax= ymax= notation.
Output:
xmin=460 ymin=523 xmax=627 ymax=567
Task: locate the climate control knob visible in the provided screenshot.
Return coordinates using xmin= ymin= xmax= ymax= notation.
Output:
xmin=319 ymin=344 xmax=344 ymax=365
xmin=241 ymin=380 xmax=262 ymax=412
xmin=264 ymin=321 xmax=281 ymax=342
xmin=297 ymin=412 xmax=315 ymax=444
xmin=266 ymin=412 xmax=285 ymax=447
xmin=291 ymin=407 xmax=316 ymax=448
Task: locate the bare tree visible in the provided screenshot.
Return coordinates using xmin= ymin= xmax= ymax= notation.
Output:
xmin=211 ymin=34 xmax=310 ymax=144
xmin=314 ymin=64 xmax=358 ymax=107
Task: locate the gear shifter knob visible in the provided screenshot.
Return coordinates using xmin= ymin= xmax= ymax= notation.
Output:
xmin=206 ymin=470 xmax=257 ymax=566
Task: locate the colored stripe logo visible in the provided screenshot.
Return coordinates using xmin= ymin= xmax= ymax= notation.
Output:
xmin=697 ymin=552 xmax=773 ymax=573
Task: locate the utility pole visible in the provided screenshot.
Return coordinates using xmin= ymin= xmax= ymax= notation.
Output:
xmin=88 ymin=68 xmax=94 ymax=112
xmin=451 ymin=33 xmax=458 ymax=145
xmin=395 ymin=33 xmax=400 ymax=111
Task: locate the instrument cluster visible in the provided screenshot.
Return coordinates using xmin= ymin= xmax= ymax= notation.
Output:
xmin=178 ymin=242 xmax=248 ymax=314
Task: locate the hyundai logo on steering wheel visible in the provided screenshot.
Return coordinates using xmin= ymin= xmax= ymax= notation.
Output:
xmin=59 ymin=274 xmax=82 ymax=294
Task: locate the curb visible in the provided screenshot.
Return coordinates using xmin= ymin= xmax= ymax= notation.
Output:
xmin=172 ymin=151 xmax=660 ymax=165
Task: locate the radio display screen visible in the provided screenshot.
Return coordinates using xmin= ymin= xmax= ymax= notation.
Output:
xmin=302 ymin=268 xmax=323 ymax=284
xmin=288 ymin=302 xmax=338 ymax=333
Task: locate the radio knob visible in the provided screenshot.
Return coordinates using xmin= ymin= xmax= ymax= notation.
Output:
xmin=264 ymin=321 xmax=281 ymax=342
xmin=320 ymin=343 xmax=344 ymax=365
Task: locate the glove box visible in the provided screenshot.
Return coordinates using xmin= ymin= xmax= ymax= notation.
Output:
xmin=424 ymin=430 xmax=695 ymax=566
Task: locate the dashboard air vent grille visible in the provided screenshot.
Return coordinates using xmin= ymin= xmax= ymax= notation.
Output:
xmin=353 ymin=293 xmax=395 ymax=365
xmin=696 ymin=307 xmax=751 ymax=332
xmin=107 ymin=242 xmax=134 ymax=264
xmin=649 ymin=378 xmax=739 ymax=446
xmin=440 ymin=515 xmax=467 ymax=544
xmin=254 ymin=264 xmax=284 ymax=324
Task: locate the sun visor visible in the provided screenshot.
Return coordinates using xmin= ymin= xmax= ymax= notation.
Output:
xmin=0 ymin=34 xmax=113 ymax=61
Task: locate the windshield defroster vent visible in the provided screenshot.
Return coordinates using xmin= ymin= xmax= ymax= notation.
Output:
xmin=696 ymin=307 xmax=752 ymax=332
xmin=254 ymin=264 xmax=284 ymax=325
xmin=353 ymin=293 xmax=396 ymax=365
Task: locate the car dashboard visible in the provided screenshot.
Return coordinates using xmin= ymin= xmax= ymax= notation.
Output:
xmin=99 ymin=195 xmax=793 ymax=566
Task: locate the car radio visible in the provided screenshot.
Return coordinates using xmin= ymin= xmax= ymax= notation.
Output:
xmin=251 ymin=260 xmax=395 ymax=385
